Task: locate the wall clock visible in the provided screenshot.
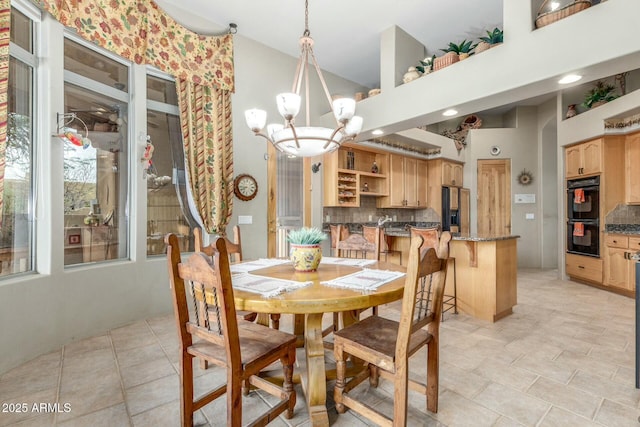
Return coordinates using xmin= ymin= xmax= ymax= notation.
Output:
xmin=233 ymin=174 xmax=258 ymax=201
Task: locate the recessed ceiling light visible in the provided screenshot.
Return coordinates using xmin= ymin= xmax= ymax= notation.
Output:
xmin=372 ymin=129 xmax=384 ymax=135
xmin=558 ymin=74 xmax=582 ymax=84
xmin=443 ymin=109 xmax=458 ymax=117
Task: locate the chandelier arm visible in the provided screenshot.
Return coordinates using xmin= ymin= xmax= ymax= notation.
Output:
xmin=324 ymin=125 xmax=345 ymax=149
xmin=291 ymin=46 xmax=307 ymax=95
xmin=251 ymin=131 xmax=274 ymax=144
xmin=304 ymin=48 xmax=311 ymax=126
xmin=308 ymin=49 xmax=336 ymax=117
xmin=289 ymin=124 xmax=301 ymax=149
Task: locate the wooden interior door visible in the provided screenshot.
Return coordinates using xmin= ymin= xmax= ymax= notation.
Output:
xmin=477 ymin=159 xmax=511 ymax=235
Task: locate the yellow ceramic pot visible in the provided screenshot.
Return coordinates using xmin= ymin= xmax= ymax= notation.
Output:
xmin=290 ymin=244 xmax=323 ymax=272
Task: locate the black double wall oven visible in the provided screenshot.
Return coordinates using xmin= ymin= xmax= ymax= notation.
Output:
xmin=567 ymin=176 xmax=600 ymax=257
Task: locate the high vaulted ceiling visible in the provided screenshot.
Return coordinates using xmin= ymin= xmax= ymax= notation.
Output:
xmin=154 ymin=0 xmax=503 ymax=89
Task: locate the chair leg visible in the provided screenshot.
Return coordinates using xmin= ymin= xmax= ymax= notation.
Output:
xmin=393 ymin=372 xmax=409 ymax=427
xmin=282 ymin=347 xmax=296 ymax=419
xmin=227 ymin=372 xmax=242 ymax=427
xmin=181 ymin=352 xmax=195 ymax=427
xmin=334 ymin=342 xmax=347 ymax=414
xmin=371 ymin=305 xmax=379 ymax=316
xmin=453 ymin=258 xmax=458 ymax=314
xmin=270 ymin=313 xmax=281 ymax=330
xmin=426 ymin=338 xmax=439 ymax=413
xmin=368 ymin=364 xmax=379 ymax=387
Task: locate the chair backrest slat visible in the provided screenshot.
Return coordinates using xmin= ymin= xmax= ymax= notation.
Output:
xmin=195 ymin=226 xmax=243 ymax=263
xmin=166 ymin=233 xmax=242 ymax=365
xmin=396 ymin=236 xmax=448 ymax=359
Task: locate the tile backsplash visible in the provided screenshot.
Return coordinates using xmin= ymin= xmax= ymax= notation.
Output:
xmin=605 ymin=204 xmax=640 ymax=224
xmin=323 ymin=197 xmax=440 ymax=223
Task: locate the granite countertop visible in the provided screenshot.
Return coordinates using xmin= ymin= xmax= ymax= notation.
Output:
xmin=605 ymin=224 xmax=640 ymax=235
xmin=450 ymin=233 xmax=521 ymax=242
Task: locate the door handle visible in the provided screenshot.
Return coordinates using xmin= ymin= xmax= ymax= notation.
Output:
xmin=578 ymin=265 xmax=585 ymax=269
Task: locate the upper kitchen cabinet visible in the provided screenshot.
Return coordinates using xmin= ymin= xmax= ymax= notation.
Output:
xmin=565 ymin=138 xmax=603 ymax=179
xmin=429 ymin=159 xmax=464 ymax=187
xmin=625 ymin=131 xmax=640 ymax=204
xmin=323 ymin=144 xmax=389 ymax=207
xmin=377 ymin=154 xmax=421 ymax=208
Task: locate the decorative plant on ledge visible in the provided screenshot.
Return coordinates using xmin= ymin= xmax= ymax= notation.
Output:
xmin=416 ymin=55 xmax=436 ymax=75
xmin=477 ymin=27 xmax=503 ymax=53
xmin=440 ymin=40 xmax=477 ymax=59
xmin=288 ymin=227 xmax=327 ymax=272
xmin=583 ymin=80 xmax=619 ymax=109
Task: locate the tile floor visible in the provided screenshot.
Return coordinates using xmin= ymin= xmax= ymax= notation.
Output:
xmin=1 ymin=269 xmax=639 ymax=426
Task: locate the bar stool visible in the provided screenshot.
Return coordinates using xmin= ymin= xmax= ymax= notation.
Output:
xmin=363 ymin=225 xmax=402 ymax=265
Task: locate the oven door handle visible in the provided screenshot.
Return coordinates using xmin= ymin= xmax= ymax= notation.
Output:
xmin=567 ymin=186 xmax=599 ymax=193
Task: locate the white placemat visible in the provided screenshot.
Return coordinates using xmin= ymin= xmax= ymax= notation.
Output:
xmin=232 ymin=273 xmax=312 ymax=298
xmin=229 ymin=258 xmax=291 ymax=274
xmin=321 ymin=269 xmax=406 ymax=292
xmin=320 ymin=257 xmax=377 ymax=267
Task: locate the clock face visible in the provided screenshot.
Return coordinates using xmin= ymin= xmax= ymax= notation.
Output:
xmin=234 ymin=174 xmax=258 ymax=201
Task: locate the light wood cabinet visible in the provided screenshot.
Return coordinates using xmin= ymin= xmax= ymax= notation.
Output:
xmin=427 ymin=159 xmax=465 ymax=219
xmin=460 ymin=188 xmax=470 ymax=234
xmin=566 ymin=253 xmax=603 ymax=284
xmin=441 ymin=160 xmax=463 ymax=187
xmin=416 ymin=159 xmax=428 ymax=208
xmin=625 ymin=132 xmax=640 ymax=204
xmin=564 ymin=138 xmax=603 ymax=179
xmin=378 ymin=154 xmax=423 ymax=208
xmin=604 ymin=234 xmax=637 ymax=293
xmin=323 ymin=145 xmax=388 ymax=207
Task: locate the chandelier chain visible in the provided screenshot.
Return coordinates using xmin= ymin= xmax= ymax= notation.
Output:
xmin=304 ymin=0 xmax=310 ymax=36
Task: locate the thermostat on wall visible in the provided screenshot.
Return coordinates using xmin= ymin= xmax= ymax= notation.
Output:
xmin=515 ymin=194 xmax=535 ymax=204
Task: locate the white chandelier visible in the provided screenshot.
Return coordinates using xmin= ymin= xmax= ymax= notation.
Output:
xmin=244 ymin=0 xmax=363 ymax=158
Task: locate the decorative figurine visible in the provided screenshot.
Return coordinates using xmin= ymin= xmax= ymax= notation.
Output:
xmin=566 ymin=104 xmax=577 ymax=119
xmin=371 ymin=161 xmax=379 ymax=174
xmin=362 ymin=182 xmax=369 ymax=192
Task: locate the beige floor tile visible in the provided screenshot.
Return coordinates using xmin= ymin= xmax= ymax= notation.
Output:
xmin=429 ymin=388 xmax=501 ymax=427
xmin=492 ymin=416 xmax=525 ymax=427
xmin=60 ymin=348 xmax=117 ymax=380
xmin=594 ymin=399 xmax=640 ymax=426
xmin=0 ymin=368 xmax=59 ymax=402
xmin=125 ymin=374 xmax=179 ymax=416
xmin=554 ymin=350 xmax=618 ymax=381
xmin=526 ymin=376 xmax=602 ymax=419
xmin=512 ymin=353 xmax=576 ymax=384
xmin=3 ymin=414 xmax=55 ymax=426
xmin=116 ymin=342 xmax=167 ymax=369
xmin=538 ymin=406 xmax=602 ymax=427
xmin=473 ymin=357 xmax=538 ymax=392
xmin=439 ymin=361 xmax=491 ymax=400
xmin=59 ymin=365 xmax=121 ymax=395
xmin=56 ymin=376 xmax=124 ymax=422
xmin=568 ymin=370 xmax=640 ymax=408
xmin=199 ymin=390 xmax=288 ymax=427
xmin=589 ymin=344 xmax=635 ymax=369
xmin=131 ymin=400 xmax=208 ymax=427
xmin=120 ymin=357 xmax=176 ymax=389
xmin=110 ymin=322 xmax=157 ymax=352
xmin=62 ymin=335 xmax=112 ymax=357
xmin=0 ymin=351 xmax=61 ymax=382
xmin=145 ymin=315 xmax=175 ymax=336
xmin=0 ymin=388 xmax=57 ymax=427
xmin=56 ymin=403 xmax=129 ymax=427
xmin=473 ymin=382 xmax=550 ymax=426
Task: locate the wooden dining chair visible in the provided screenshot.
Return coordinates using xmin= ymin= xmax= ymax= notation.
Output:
xmin=362 ymin=225 xmax=402 ymax=265
xmin=330 ymin=224 xmax=351 ymax=256
xmin=194 ymin=227 xmax=261 ymax=323
xmin=409 ymin=227 xmax=456 ymax=317
xmin=165 ymin=233 xmax=297 ymax=427
xmin=333 ymin=237 xmax=448 ymax=425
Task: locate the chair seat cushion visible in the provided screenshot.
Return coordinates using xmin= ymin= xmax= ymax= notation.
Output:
xmin=334 ymin=315 xmax=431 ymax=369
xmin=188 ymin=320 xmax=296 ymax=368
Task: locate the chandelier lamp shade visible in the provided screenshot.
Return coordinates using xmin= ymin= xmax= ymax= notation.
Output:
xmin=244 ymin=0 xmax=363 ymax=157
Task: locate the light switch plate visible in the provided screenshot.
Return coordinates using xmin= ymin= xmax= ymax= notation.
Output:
xmin=238 ymin=215 xmax=253 ymax=225
xmin=525 ymin=213 xmax=535 ymax=220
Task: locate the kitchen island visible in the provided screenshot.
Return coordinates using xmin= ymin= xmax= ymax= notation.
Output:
xmin=387 ymin=230 xmax=520 ymax=322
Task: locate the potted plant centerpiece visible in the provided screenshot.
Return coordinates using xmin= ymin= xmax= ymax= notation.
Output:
xmin=476 ymin=27 xmax=503 ymax=53
xmin=583 ymin=80 xmax=619 ymax=109
xmin=288 ymin=227 xmax=327 ymax=272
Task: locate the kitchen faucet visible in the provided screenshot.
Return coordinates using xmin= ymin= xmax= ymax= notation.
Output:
xmin=378 ymin=215 xmax=392 ymax=227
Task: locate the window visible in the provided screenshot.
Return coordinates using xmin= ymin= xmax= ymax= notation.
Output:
xmin=2 ymin=7 xmax=37 ymax=276
xmin=63 ymin=38 xmax=129 ymax=266
xmin=146 ymin=73 xmax=195 ymax=255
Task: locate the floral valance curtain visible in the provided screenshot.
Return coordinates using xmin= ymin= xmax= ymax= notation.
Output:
xmin=26 ymin=0 xmax=235 ymax=233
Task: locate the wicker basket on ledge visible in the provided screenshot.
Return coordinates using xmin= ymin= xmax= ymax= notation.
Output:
xmin=535 ymin=0 xmax=592 ymax=28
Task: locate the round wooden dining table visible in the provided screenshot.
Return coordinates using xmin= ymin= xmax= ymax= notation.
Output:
xmin=232 ymin=260 xmax=406 ymax=427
